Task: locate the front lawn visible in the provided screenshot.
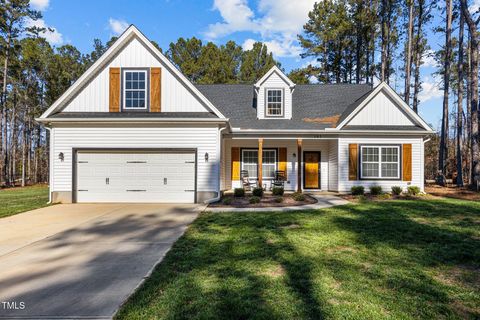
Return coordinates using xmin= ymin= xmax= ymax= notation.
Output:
xmin=0 ymin=185 xmax=50 ymax=218
xmin=116 ymin=198 xmax=480 ymax=320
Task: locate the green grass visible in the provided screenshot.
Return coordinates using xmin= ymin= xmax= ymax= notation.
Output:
xmin=0 ymin=185 xmax=50 ymax=218
xmin=116 ymin=198 xmax=480 ymax=320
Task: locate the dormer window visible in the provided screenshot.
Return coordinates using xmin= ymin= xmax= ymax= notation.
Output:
xmin=123 ymin=69 xmax=148 ymax=110
xmin=266 ymin=89 xmax=283 ymax=117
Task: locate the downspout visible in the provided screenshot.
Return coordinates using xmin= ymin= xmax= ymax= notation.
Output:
xmin=204 ymin=125 xmax=228 ymax=204
xmin=45 ymin=126 xmax=53 ymax=204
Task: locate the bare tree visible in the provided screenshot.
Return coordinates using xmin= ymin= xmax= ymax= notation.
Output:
xmin=457 ymin=10 xmax=465 ymax=186
xmin=404 ymin=0 xmax=414 ymax=103
xmin=438 ymin=0 xmax=453 ymax=183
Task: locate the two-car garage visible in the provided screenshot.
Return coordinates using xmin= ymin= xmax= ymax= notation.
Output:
xmin=74 ymin=150 xmax=196 ymax=203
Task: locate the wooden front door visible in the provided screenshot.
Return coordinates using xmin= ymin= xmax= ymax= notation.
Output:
xmin=304 ymin=151 xmax=320 ymax=189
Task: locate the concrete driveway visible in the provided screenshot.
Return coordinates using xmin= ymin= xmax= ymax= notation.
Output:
xmin=0 ymin=203 xmax=201 ymax=319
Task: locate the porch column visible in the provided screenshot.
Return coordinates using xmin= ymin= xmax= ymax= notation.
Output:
xmin=258 ymin=138 xmax=263 ymax=189
xmin=297 ymin=139 xmax=302 ymax=192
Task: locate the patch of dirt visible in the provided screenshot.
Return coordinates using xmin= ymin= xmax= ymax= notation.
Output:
xmin=209 ymin=193 xmax=317 ymax=208
xmin=425 ymin=184 xmax=480 ymax=201
xmin=279 ymin=223 xmax=300 ymax=229
xmin=258 ymin=265 xmax=286 ymax=278
xmin=433 ymin=265 xmax=480 ymax=290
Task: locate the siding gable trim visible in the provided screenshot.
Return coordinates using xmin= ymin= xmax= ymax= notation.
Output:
xmin=336 ymin=82 xmax=433 ymax=132
xmin=39 ymin=25 xmax=226 ymax=120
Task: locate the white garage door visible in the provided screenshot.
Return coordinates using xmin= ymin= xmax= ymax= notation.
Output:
xmin=75 ymin=151 xmax=196 ymax=203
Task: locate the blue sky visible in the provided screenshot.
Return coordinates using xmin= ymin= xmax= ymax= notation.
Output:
xmin=30 ymin=0 xmax=448 ymax=129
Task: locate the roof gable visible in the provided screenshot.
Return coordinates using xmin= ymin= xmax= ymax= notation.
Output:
xmin=336 ymin=82 xmax=433 ymax=131
xmin=39 ymin=25 xmax=225 ymax=119
xmin=254 ymin=65 xmax=295 ymax=88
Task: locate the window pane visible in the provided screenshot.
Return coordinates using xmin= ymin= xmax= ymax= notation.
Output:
xmin=124 ymin=71 xmax=147 ymax=109
xmin=362 ymin=163 xmax=379 ymax=178
xmin=382 ymin=147 xmax=398 ymax=162
xmin=262 ymin=150 xmax=276 ymax=178
xmin=267 ymin=90 xmax=282 ymax=116
xmin=381 ymin=163 xmax=398 ymax=178
xmin=362 ymin=147 xmax=379 ymax=162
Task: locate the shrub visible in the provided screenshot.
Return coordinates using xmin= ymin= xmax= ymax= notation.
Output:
xmin=369 ymin=185 xmax=382 ymax=195
xmin=252 ymin=187 xmax=264 ymax=197
xmin=234 ymin=188 xmax=245 ymax=197
xmin=391 ymin=186 xmax=403 ymax=195
xmin=407 ymin=186 xmax=421 ymax=196
xmin=274 ymin=196 xmax=284 ymax=203
xmin=249 ymin=196 xmax=260 ymax=204
xmin=272 ymin=187 xmax=284 ymax=196
xmin=292 ymin=192 xmax=305 ymax=201
xmin=222 ymin=197 xmax=232 ymax=205
xmin=377 ymin=193 xmax=392 ymax=200
xmin=351 ymin=186 xmax=365 ymax=195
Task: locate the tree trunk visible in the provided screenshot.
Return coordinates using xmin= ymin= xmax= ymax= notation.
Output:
xmin=1 ymin=27 xmax=12 ymax=186
xmin=460 ymin=0 xmax=480 ymax=188
xmin=381 ymin=0 xmax=387 ymax=82
xmin=404 ymin=0 xmax=414 ymax=103
xmin=21 ymin=122 xmax=26 ymax=187
xmin=438 ymin=0 xmax=452 ymax=183
xmin=412 ymin=0 xmax=424 ymax=113
xmin=456 ymin=12 xmax=465 ymax=187
xmin=467 ymin=34 xmax=473 ymax=185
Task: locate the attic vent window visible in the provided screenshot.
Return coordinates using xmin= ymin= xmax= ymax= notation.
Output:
xmin=124 ymin=70 xmax=147 ymax=109
xmin=266 ymin=89 xmax=283 ymax=116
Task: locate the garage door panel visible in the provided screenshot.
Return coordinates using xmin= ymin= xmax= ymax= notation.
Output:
xmin=76 ymin=151 xmax=196 ymax=203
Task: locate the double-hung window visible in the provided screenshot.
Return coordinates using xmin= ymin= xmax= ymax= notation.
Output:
xmin=123 ymin=70 xmax=147 ymax=109
xmin=266 ymin=89 xmax=283 ymax=116
xmin=360 ymin=146 xmax=400 ymax=179
xmin=241 ymin=149 xmax=277 ymax=179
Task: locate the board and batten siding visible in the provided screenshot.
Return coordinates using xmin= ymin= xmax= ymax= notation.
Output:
xmin=63 ymin=37 xmax=207 ymax=113
xmin=337 ymin=137 xmax=424 ymax=192
xmin=347 ymin=91 xmax=416 ymax=126
xmin=223 ymin=139 xmax=331 ymax=191
xmin=51 ymin=124 xmax=219 ymax=194
xmin=257 ymin=71 xmax=292 ymax=120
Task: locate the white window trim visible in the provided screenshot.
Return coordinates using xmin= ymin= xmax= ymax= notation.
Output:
xmin=241 ymin=148 xmax=277 ymax=180
xmin=123 ymin=69 xmax=148 ymax=110
xmin=360 ymin=145 xmax=400 ymax=179
xmin=265 ymin=88 xmax=284 ymax=117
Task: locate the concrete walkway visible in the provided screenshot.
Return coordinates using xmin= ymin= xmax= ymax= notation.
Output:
xmin=0 ymin=203 xmax=201 ymax=319
xmin=206 ymin=194 xmax=349 ymax=212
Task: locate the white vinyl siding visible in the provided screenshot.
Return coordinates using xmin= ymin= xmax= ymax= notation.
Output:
xmin=257 ymin=71 xmax=292 ymax=120
xmin=328 ymin=140 xmax=339 ymax=191
xmin=347 ymin=91 xmax=416 ymax=126
xmin=338 ymin=137 xmax=424 ymax=192
xmin=50 ymin=124 xmax=219 ymax=194
xmin=63 ymin=37 xmax=208 ymax=113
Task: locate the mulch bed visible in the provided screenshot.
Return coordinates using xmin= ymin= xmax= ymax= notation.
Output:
xmin=209 ymin=193 xmax=317 ymax=208
xmin=338 ymin=193 xmax=427 ymax=202
xmin=425 ymin=184 xmax=480 ymax=201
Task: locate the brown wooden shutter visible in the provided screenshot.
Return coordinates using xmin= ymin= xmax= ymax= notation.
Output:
xmin=109 ymin=67 xmax=120 ymax=112
xmin=278 ymin=147 xmax=287 ymax=178
xmin=150 ymin=67 xmax=161 ymax=112
xmin=348 ymin=144 xmax=358 ymax=180
xmin=231 ymin=147 xmax=240 ymax=181
xmin=402 ymin=144 xmax=412 ymax=181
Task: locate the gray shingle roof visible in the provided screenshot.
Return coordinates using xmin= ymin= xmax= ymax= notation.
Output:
xmin=195 ymin=84 xmax=373 ymax=130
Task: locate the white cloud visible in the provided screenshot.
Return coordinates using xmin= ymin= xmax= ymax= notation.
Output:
xmin=30 ymin=0 xmax=49 ymax=11
xmin=25 ymin=18 xmax=63 ymax=45
xmin=205 ymin=0 xmax=316 ymax=57
xmin=469 ymin=0 xmax=480 ymax=13
xmin=421 ymin=49 xmax=438 ymax=68
xmin=108 ymin=18 xmax=129 ymax=36
xmin=419 ymin=75 xmax=443 ymax=103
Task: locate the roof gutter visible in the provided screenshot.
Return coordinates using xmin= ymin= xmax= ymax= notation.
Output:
xmin=230 ymin=128 xmax=435 ymax=135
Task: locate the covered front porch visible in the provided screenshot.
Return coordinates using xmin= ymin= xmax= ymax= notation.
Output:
xmin=221 ymin=137 xmax=338 ymax=192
